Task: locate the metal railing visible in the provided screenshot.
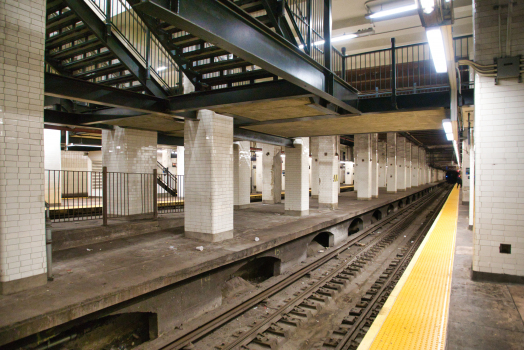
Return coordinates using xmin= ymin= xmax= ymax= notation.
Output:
xmin=344 ymin=35 xmax=473 ymax=96
xmin=87 ymin=0 xmax=181 ymax=93
xmin=156 ymin=162 xmax=184 ymax=213
xmin=285 ymin=0 xmax=325 ymax=65
xmin=45 ymin=167 xmax=184 ymax=223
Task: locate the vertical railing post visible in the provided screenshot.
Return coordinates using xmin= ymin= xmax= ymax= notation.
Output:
xmin=323 ymin=0 xmax=333 ymax=94
xmin=306 ymin=0 xmax=312 ymax=54
xmin=153 ymin=169 xmax=158 ymax=219
xmin=341 ymin=47 xmax=347 ymax=81
xmin=391 ymin=38 xmax=397 ymax=109
xmin=102 ymin=166 xmax=108 ymax=226
xmin=145 ymin=28 xmax=151 ymax=80
xmin=105 ymin=0 xmax=112 ymax=37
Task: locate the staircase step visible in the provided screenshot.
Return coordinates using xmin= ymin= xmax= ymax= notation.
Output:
xmin=73 ymin=63 xmax=127 ymax=80
xmin=50 ymin=39 xmax=105 ymax=60
xmin=47 ymin=10 xmax=78 ymax=33
xmin=46 ymin=25 xmax=91 ymax=50
xmin=202 ymin=69 xmax=274 ymax=86
xmin=193 ymin=58 xmax=252 ymax=74
xmin=62 ymin=50 xmax=115 ymax=71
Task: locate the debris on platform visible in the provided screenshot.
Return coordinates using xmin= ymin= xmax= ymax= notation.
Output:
xmin=318 ymin=250 xmax=324 ymax=253
xmin=196 ymin=246 xmax=204 ymax=251
xmin=87 ymin=248 xmax=92 ymax=251
xmin=255 ymin=237 xmax=260 ymax=241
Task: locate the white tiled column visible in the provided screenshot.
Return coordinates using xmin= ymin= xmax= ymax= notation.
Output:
xmin=0 ymin=0 xmax=47 ymax=295
xmin=184 ymin=110 xmax=233 ymax=242
xmin=462 ymin=141 xmax=470 ymax=203
xmin=262 ymin=144 xmax=282 ymax=204
xmin=405 ymin=142 xmax=412 ymax=189
xmin=102 ymin=127 xmax=157 ymax=216
xmin=176 ymin=146 xmax=185 ymax=198
xmin=386 ymin=133 xmax=397 ymax=193
xmin=310 ymin=137 xmax=319 ymax=198
xmin=412 ymin=145 xmax=419 ymax=186
xmin=378 ymin=141 xmax=387 ymax=188
xmin=419 ymin=148 xmax=426 ymax=185
xmin=318 ymin=136 xmax=339 ymax=208
xmin=233 ymin=141 xmax=251 ymax=209
xmin=396 ymin=136 xmax=406 ymax=191
xmin=370 ymin=133 xmax=379 ymax=198
xmin=354 ymin=134 xmax=372 ymax=200
xmin=285 ymin=138 xmax=309 ymax=216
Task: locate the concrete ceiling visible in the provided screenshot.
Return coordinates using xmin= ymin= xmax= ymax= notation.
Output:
xmin=242 ymin=108 xmax=448 ymax=138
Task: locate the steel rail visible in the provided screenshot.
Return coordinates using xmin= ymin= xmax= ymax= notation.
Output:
xmin=224 ymin=186 xmax=450 ymax=350
xmin=336 ymin=187 xmax=451 ymax=350
xmin=161 ymin=185 xmax=445 ymax=350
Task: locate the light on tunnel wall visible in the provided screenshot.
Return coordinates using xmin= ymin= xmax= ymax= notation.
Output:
xmin=368 ymin=4 xmax=418 ymax=19
xmin=426 ymin=27 xmax=447 ymax=73
xmin=442 ymin=118 xmax=453 ymax=141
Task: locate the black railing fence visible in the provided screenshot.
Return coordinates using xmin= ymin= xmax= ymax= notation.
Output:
xmin=85 ymin=0 xmax=180 ymax=92
xmin=343 ymin=35 xmax=473 ymax=96
xmin=45 ymin=167 xmax=184 ymax=223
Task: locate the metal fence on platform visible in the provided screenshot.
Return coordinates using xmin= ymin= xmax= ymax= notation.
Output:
xmin=343 ymin=35 xmax=473 ymax=96
xmin=45 ymin=167 xmax=184 ymax=223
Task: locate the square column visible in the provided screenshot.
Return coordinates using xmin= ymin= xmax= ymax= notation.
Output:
xmin=310 ymin=137 xmax=319 ymax=198
xmin=412 ymin=146 xmax=419 ymax=186
xmin=233 ymin=141 xmax=251 ymax=209
xmin=422 ymin=148 xmax=428 ymax=184
xmin=405 ymin=142 xmax=412 ymax=188
xmin=285 ymin=138 xmax=310 ymax=216
xmin=103 ymin=127 xmax=157 ymax=216
xmin=262 ymin=144 xmax=282 ymax=204
xmin=318 ymin=136 xmax=339 ymax=208
xmin=0 ymin=0 xmax=47 ymax=294
xmin=396 ymin=136 xmax=407 ymax=191
xmin=461 ymin=141 xmax=470 ymax=203
xmin=371 ymin=133 xmax=379 ymax=198
xmin=354 ymin=134 xmax=372 ymax=200
xmin=184 ymin=110 xmax=233 ymax=242
xmin=386 ymin=133 xmax=397 ymax=193
xmin=378 ymin=141 xmax=387 ymax=188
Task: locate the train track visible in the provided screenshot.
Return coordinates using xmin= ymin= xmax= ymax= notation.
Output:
xmin=160 ymin=185 xmax=451 ymax=350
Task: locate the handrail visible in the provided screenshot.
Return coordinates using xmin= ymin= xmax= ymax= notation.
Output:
xmin=86 ymin=0 xmax=180 ymax=93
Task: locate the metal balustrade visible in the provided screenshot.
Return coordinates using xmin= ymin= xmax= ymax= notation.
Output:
xmin=87 ymin=0 xmax=181 ymax=93
xmin=45 ymin=167 xmax=184 ymax=223
xmin=344 ymin=35 xmax=474 ymax=96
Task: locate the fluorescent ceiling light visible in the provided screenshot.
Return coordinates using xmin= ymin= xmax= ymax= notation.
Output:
xmin=298 ymin=34 xmax=358 ymax=49
xmin=157 ymin=66 xmax=167 ymax=71
xmin=442 ymin=118 xmax=452 ymax=134
xmin=426 ymin=27 xmax=447 ymax=73
xmin=445 ymin=133 xmax=453 ymax=141
xmin=419 ymin=0 xmax=435 ymax=14
xmin=368 ymin=4 xmax=417 ymax=19
xmin=67 ymin=144 xmax=101 ymax=148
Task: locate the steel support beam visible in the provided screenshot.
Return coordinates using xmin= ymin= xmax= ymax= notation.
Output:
xmin=234 ymin=128 xmax=294 ymax=147
xmin=44 ymin=109 xmax=143 ymax=126
xmin=168 ymin=79 xmax=314 ymax=112
xmin=133 ymin=0 xmax=360 ymax=114
xmin=45 ymin=73 xmax=170 ymax=114
xmin=63 ymin=0 xmax=167 ymax=98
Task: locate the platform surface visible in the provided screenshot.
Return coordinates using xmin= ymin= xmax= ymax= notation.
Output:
xmin=359 ymin=186 xmax=459 ymax=350
xmin=0 ymin=184 xmax=429 ymax=345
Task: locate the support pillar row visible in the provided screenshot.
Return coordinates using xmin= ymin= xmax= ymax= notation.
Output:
xmin=386 ymin=133 xmax=397 ymax=193
xmin=285 ymin=138 xmax=310 ymax=216
xmin=354 ymin=134 xmax=372 ymax=200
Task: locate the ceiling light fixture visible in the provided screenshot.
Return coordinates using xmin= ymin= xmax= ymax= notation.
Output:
xmin=157 ymin=66 xmax=167 ymax=71
xmin=368 ymin=4 xmax=418 ymax=19
xmin=426 ymin=27 xmax=447 ymax=73
xmin=299 ymin=33 xmax=359 ymax=49
xmin=419 ymin=0 xmax=435 ymax=14
xmin=442 ymin=118 xmax=454 ymax=141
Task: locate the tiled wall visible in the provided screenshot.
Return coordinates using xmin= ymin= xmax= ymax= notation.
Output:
xmin=233 ymin=141 xmax=251 ymax=208
xmin=262 ymin=144 xmax=282 ymax=204
xmin=370 ymin=133 xmax=379 ymax=198
xmin=354 ymin=134 xmax=372 ymax=199
xmin=378 ymin=141 xmax=387 ymax=188
xmin=0 ymin=0 xmax=47 ymax=288
xmin=396 ymin=136 xmax=406 ymax=191
xmin=310 ymin=137 xmax=319 ymax=197
xmin=386 ymin=133 xmax=397 ymax=192
xmin=184 ymin=110 xmax=233 ymax=236
xmin=285 ymin=137 xmax=309 ymax=214
xmin=472 ymin=0 xmax=524 ymax=276
xmin=318 ymin=136 xmax=339 ymax=207
xmin=411 ymin=145 xmax=419 ymax=186
xmin=102 ymin=127 xmax=157 ymax=215
xmin=405 ymin=142 xmax=412 ymax=188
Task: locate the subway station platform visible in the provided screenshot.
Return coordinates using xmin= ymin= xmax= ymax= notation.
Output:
xmin=358 ymin=187 xmax=524 ymax=350
xmin=0 ymin=184 xmax=432 ymax=346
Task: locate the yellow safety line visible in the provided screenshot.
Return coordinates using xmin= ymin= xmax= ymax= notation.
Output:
xmin=358 ymin=186 xmax=459 ymax=350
